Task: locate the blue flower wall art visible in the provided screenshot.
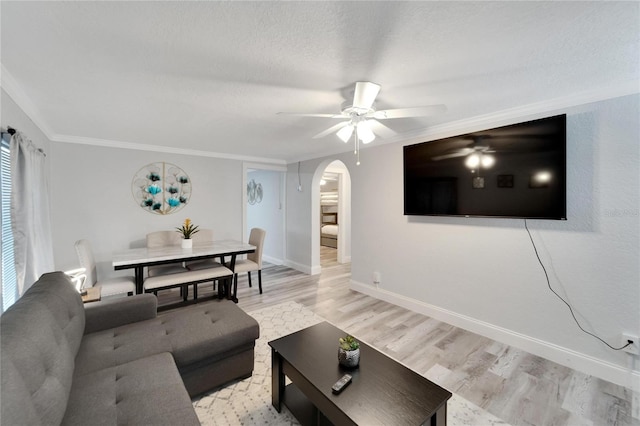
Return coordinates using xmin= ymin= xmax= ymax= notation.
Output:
xmin=132 ymin=162 xmax=191 ymax=215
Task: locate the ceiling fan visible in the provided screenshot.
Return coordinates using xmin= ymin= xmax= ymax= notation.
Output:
xmin=278 ymin=81 xmax=446 ymax=165
xmin=431 ymin=136 xmax=496 ymax=162
xmin=431 ymin=136 xmax=498 ymax=171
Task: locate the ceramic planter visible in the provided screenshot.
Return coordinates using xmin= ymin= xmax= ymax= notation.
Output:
xmin=338 ymin=347 xmax=360 ymax=368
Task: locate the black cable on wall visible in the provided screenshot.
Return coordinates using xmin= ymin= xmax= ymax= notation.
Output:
xmin=524 ymin=219 xmax=631 ymax=351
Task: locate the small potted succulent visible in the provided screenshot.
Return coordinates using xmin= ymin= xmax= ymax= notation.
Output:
xmin=338 ymin=335 xmax=360 ymax=368
xmin=176 ymin=218 xmax=199 ymax=248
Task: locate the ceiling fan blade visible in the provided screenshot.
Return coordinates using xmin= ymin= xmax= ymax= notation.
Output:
xmin=312 ymin=121 xmax=350 ymax=139
xmin=432 ymin=148 xmax=474 ymax=161
xmin=353 ymin=82 xmax=381 ymax=110
xmin=372 ymin=104 xmax=447 ymax=119
xmin=277 ymin=112 xmax=343 ymax=118
xmin=367 ymin=119 xmax=397 ymax=139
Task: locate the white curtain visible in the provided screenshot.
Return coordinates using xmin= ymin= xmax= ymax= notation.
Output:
xmin=10 ymin=131 xmax=54 ymax=296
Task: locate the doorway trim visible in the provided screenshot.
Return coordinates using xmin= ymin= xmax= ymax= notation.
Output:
xmin=242 ymin=162 xmax=287 ymax=264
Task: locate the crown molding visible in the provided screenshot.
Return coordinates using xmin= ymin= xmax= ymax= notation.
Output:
xmin=1 ymin=64 xmax=55 ymax=139
xmin=1 ymin=63 xmax=287 ymax=165
xmin=51 ymin=134 xmax=287 ymax=165
xmin=287 ymin=80 xmax=640 ymax=164
xmin=383 ymin=80 xmax=640 ymax=149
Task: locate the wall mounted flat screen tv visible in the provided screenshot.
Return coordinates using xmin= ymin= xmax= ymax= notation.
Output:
xmin=403 ymin=115 xmax=566 ymax=219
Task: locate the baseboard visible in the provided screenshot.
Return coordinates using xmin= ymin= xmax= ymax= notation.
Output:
xmin=283 ymin=259 xmax=320 ymax=275
xmin=263 ymin=255 xmax=283 ymax=266
xmin=350 ymin=280 xmax=640 ymax=391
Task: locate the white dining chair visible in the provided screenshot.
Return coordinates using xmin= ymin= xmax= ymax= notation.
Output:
xmin=185 ymin=229 xmax=222 ymax=270
xmin=185 ymin=229 xmax=231 ymax=297
xmin=233 ymin=228 xmax=266 ymax=294
xmin=74 ymin=239 xmax=135 ymax=297
xmin=146 ymin=231 xmax=189 ymax=277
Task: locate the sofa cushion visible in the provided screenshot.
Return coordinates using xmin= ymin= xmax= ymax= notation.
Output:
xmin=18 ymin=271 xmax=86 ymax=355
xmin=0 ymin=272 xmax=84 ymax=426
xmin=75 ymin=299 xmax=259 ymax=376
xmin=84 ymin=293 xmax=158 ymax=334
xmin=158 ymin=298 xmax=260 ymax=366
xmin=62 ymin=352 xmax=199 ymax=426
xmin=74 ymin=318 xmax=173 ymax=376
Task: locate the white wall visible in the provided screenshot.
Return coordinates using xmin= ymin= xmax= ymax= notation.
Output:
xmin=285 ymin=162 xmax=314 ymax=273
xmin=286 ymin=94 xmax=640 ymax=389
xmin=49 ymin=142 xmax=244 ymax=280
xmin=1 ymin=89 xmax=50 ymax=161
xmin=247 ymin=169 xmax=284 ymax=263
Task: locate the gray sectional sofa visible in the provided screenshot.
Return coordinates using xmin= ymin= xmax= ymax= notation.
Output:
xmin=1 ymin=271 xmax=260 ymax=425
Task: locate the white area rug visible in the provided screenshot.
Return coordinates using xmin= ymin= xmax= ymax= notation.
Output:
xmin=194 ymin=301 xmax=510 ymax=425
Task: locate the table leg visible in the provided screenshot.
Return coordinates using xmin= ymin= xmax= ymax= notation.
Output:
xmin=134 ymin=267 xmax=144 ymax=294
xmin=228 ymin=254 xmax=238 ymax=303
xmin=271 ymin=348 xmax=284 ymax=412
xmin=431 ymin=403 xmax=447 ymax=426
xmin=233 ymin=274 xmax=238 ymax=300
xmin=217 ymin=281 xmax=224 ymax=299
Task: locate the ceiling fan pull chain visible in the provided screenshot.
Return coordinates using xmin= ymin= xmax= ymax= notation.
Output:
xmin=354 ymin=125 xmax=358 ymax=154
xmin=355 ymin=126 xmax=360 ymax=166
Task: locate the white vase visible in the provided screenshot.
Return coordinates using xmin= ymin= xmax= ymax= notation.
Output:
xmin=181 ymin=239 xmax=193 ymax=249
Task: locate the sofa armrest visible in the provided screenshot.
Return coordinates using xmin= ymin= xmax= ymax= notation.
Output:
xmin=84 ymin=294 xmax=157 ymax=334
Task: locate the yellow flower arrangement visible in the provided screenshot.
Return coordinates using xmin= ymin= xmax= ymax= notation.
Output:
xmin=176 ymin=218 xmax=199 ymax=239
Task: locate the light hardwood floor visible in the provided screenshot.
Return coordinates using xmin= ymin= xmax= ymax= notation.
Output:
xmin=158 ymin=246 xmax=639 ymax=426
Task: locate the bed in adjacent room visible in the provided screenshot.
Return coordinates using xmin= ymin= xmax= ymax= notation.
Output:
xmin=320 ymin=206 xmax=338 ymax=248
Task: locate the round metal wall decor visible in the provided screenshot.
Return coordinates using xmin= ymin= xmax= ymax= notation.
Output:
xmin=132 ymin=162 xmax=191 ymax=215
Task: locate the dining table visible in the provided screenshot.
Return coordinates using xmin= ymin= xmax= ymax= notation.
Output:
xmin=112 ymin=239 xmax=256 ymax=300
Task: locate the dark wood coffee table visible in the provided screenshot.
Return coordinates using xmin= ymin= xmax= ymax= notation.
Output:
xmin=269 ymin=322 xmax=452 ymax=425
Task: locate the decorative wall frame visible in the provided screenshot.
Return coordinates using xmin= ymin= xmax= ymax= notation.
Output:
xmin=497 ymin=174 xmax=514 ymax=188
xmin=132 ymin=162 xmax=191 ymax=215
xmin=247 ymin=179 xmax=263 ymax=205
xmin=472 ymin=176 xmax=485 ymax=189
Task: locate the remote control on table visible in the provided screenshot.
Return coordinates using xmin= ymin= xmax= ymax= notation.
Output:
xmin=331 ymin=374 xmax=352 ymax=394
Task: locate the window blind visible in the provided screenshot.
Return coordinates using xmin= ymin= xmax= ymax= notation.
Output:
xmin=1 ymin=139 xmax=17 ymax=312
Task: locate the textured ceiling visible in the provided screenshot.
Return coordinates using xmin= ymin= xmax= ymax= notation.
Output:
xmin=1 ymin=1 xmax=638 ymax=163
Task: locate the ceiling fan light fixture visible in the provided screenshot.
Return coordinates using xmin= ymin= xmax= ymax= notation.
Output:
xmin=481 ymin=154 xmax=495 ymax=168
xmin=465 ymin=153 xmax=480 ymax=169
xmin=357 ymin=122 xmax=375 ymax=144
xmin=337 ymin=124 xmax=354 ymax=143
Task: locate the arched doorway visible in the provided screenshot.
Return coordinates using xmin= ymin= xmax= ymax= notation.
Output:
xmin=311 ymin=160 xmax=351 ymax=273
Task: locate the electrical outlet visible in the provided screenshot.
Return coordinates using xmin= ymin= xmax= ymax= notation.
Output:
xmin=622 ymin=333 xmax=639 ymax=355
xmin=372 ymin=272 xmax=381 ymax=287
